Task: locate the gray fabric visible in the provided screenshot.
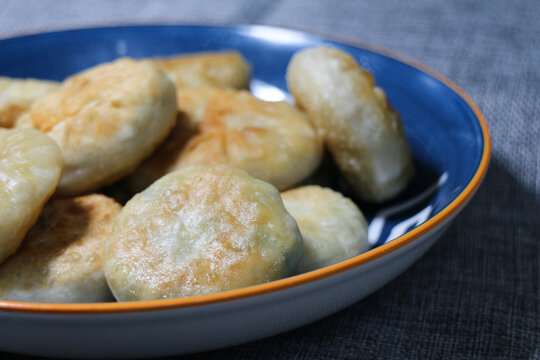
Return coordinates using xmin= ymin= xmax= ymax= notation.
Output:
xmin=1 ymin=0 xmax=538 ymax=359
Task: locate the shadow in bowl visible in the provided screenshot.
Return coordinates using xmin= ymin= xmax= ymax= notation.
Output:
xmin=301 ymin=150 xmax=446 ymax=248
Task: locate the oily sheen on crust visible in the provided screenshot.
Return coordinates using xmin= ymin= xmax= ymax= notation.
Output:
xmin=287 ymin=46 xmax=413 ymax=202
xmin=281 ymin=185 xmax=369 ymax=274
xmin=26 ymin=57 xmax=177 ymax=196
xmin=129 ymin=88 xmax=322 ymax=192
xmin=0 ymin=128 xmax=63 ymax=265
xmin=105 ymin=165 xmax=303 ymax=301
xmin=0 ymin=194 xmax=121 ymax=303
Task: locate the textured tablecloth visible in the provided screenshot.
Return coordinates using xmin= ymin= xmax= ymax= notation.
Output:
xmin=1 ymin=1 xmax=538 ymax=359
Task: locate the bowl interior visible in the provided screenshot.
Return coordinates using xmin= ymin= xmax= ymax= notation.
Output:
xmin=0 ymin=25 xmax=486 ymax=279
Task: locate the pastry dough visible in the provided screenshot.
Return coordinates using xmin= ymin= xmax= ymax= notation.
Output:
xmin=153 ymin=51 xmax=251 ymax=91
xmin=0 ymin=128 xmax=63 ymax=265
xmin=26 ymin=57 xmax=177 ymax=196
xmin=105 ymin=165 xmax=303 ymax=301
xmin=0 ymin=194 xmax=121 ymax=303
xmin=129 ymin=88 xmax=322 ymax=192
xmin=281 ymin=186 xmax=369 ymax=273
xmin=287 ymin=46 xmax=413 ymax=202
xmin=0 ymin=77 xmax=59 ymax=128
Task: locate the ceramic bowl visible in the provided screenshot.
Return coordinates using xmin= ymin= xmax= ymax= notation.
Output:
xmin=0 ymin=25 xmax=490 ymax=359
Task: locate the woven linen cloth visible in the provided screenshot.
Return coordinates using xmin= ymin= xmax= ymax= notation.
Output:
xmin=0 ymin=0 xmax=538 ymax=359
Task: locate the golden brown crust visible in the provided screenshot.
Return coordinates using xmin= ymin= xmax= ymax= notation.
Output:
xmin=287 ymin=46 xmax=413 ymax=202
xmin=105 ymin=165 xmax=302 ymax=301
xmin=281 ymin=185 xmax=369 ymax=274
xmin=129 ymin=88 xmax=322 ymax=192
xmin=26 ymin=58 xmax=177 ymax=196
xmin=0 ymin=128 xmax=64 ymax=265
xmin=176 ymin=86 xmax=220 ymax=129
xmin=0 ymin=77 xmax=60 ymax=128
xmin=0 ymin=194 xmax=121 ymax=302
xmin=152 ymin=51 xmax=251 ymax=91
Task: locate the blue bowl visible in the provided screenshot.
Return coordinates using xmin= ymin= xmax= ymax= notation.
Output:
xmin=0 ymin=25 xmax=490 ymax=358
xmin=0 ymin=25 xmax=488 ymax=247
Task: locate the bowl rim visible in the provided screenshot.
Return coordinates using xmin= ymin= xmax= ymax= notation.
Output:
xmin=0 ymin=23 xmax=491 ymax=314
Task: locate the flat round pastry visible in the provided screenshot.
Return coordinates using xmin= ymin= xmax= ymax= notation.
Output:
xmin=26 ymin=57 xmax=177 ymax=196
xmin=152 ymin=51 xmax=251 ymax=91
xmin=105 ymin=165 xmax=303 ymax=301
xmin=281 ymin=186 xmax=369 ymax=274
xmin=0 ymin=194 xmax=121 ymax=303
xmin=129 ymin=88 xmax=323 ymax=192
xmin=0 ymin=77 xmax=60 ymax=128
xmin=287 ymin=46 xmax=414 ymax=202
xmin=0 ymin=128 xmax=63 ymax=265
